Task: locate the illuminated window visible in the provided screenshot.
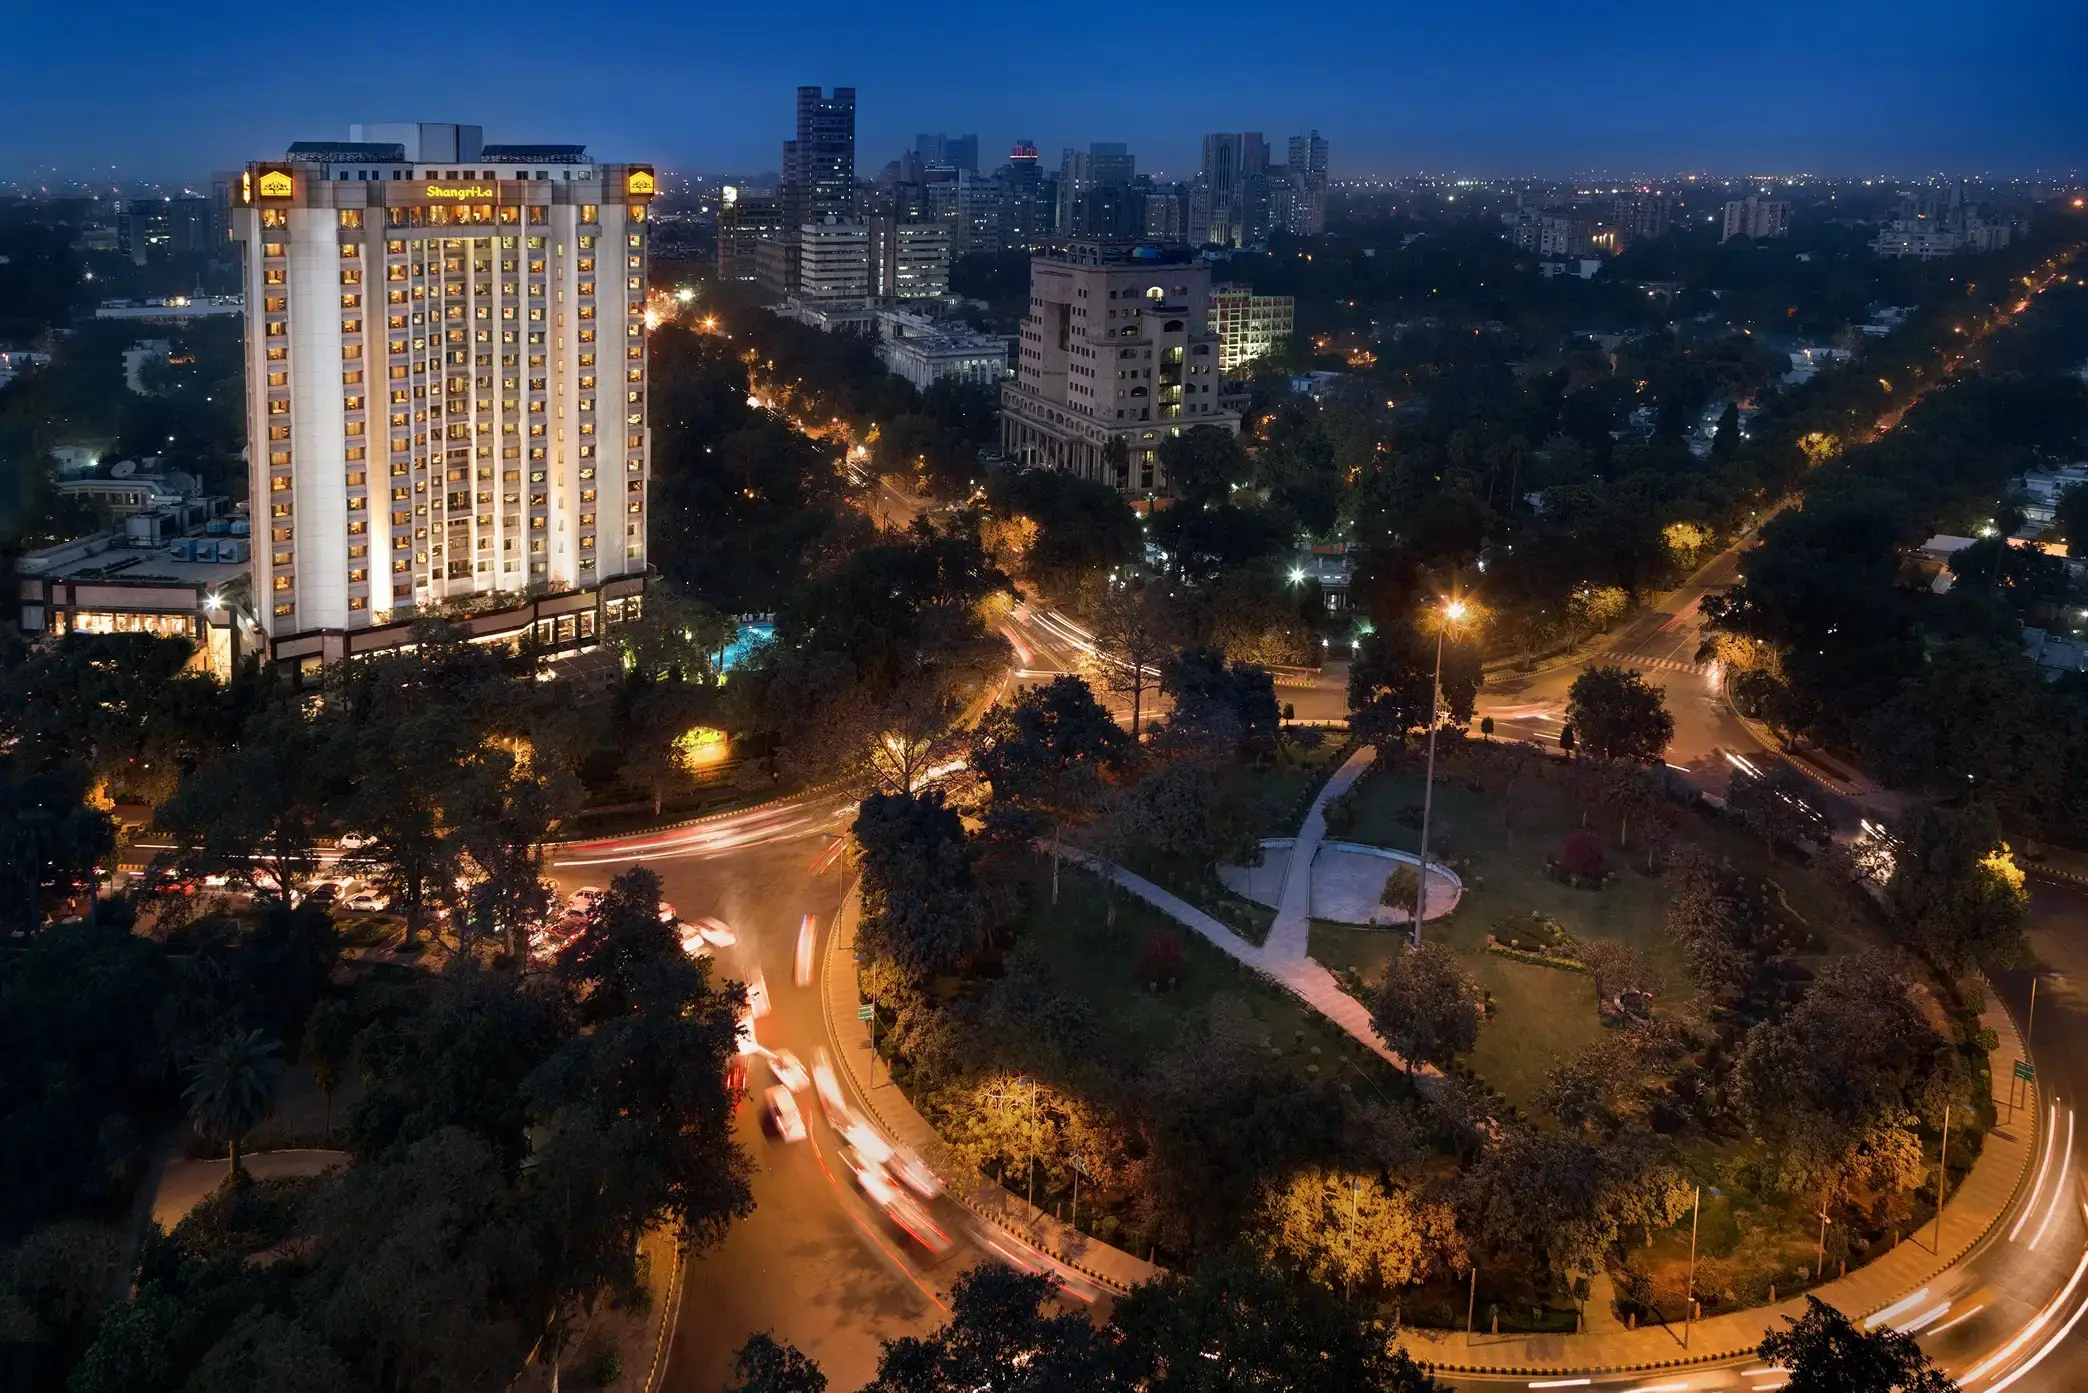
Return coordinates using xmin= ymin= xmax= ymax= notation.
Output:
xmin=339 ymin=209 xmax=363 ymax=229
xmin=580 ymin=204 xmax=598 ymax=223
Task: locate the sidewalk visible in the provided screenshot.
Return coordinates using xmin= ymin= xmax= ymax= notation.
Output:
xmin=819 ymin=888 xmax=1162 ymax=1296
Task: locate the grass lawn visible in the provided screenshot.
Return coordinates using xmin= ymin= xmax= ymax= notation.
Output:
xmin=1235 ymin=736 xmax=1351 ymax=841
xmin=1016 ymin=862 xmax=1399 ymax=1092
xmin=1309 ymin=746 xmax=1882 ymax=1112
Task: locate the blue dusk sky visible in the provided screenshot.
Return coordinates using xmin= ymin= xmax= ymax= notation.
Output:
xmin=1 ymin=0 xmax=2081 ymax=184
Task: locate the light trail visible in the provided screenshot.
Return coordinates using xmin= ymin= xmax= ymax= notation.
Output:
xmin=1866 ymin=1286 xmax=1933 ymax=1329
xmin=2011 ymin=1102 xmax=2061 ymax=1243
xmin=1958 ymin=1242 xmax=2088 ymax=1384
xmin=1929 ymin=1303 xmax=1986 ymax=1336
xmin=2029 ymin=1105 xmax=2074 ymax=1251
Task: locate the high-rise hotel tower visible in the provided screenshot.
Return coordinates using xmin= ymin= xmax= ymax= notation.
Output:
xmin=233 ymin=122 xmax=653 ymax=675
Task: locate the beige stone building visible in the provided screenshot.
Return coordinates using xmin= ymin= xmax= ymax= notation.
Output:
xmin=999 ymin=242 xmax=1239 ymax=495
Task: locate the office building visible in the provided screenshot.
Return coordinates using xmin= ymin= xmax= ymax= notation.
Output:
xmin=1057 ymin=142 xmax=1136 ymax=232
xmin=797 ymin=218 xmax=872 ymax=301
xmin=782 ymin=86 xmax=857 ymax=229
xmin=1001 ymin=141 xmax=1052 ymax=245
xmin=1722 ymin=196 xmax=1789 ymax=241
xmin=1000 ymin=242 xmax=1240 ymax=495
xmin=1194 ymin=133 xmax=1270 ymax=247
xmin=871 ymin=216 xmax=950 ymax=299
xmin=716 ymin=184 xmax=783 ymax=282
xmin=1208 ymin=285 xmax=1295 ymax=373
xmin=914 ymin=132 xmax=979 ymax=174
xmin=1285 ymin=131 xmax=1329 ymax=235
xmin=231 ymin=124 xmax=652 ymax=676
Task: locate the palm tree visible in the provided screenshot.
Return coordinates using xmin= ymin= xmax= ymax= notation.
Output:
xmin=183 ymin=1029 xmax=285 ymax=1185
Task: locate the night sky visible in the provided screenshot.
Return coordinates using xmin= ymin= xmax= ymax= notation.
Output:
xmin=3 ymin=0 xmax=2082 ymax=183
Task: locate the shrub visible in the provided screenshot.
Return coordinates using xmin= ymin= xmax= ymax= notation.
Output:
xmin=1560 ymin=828 xmax=1607 ymax=879
xmin=1136 ymin=926 xmax=1187 ymax=989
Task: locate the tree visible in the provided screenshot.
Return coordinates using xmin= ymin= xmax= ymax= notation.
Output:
xmin=182 ymin=1030 xmax=284 ymax=1185
xmin=1157 ymin=425 xmax=1252 ymax=510
xmin=159 ymin=702 xmax=327 ymax=905
xmin=1379 ymin=864 xmax=1422 ymax=919
xmin=1726 ymin=762 xmax=1831 ymax=855
xmin=619 ymin=678 xmax=716 ymax=817
xmin=729 ymin=1334 xmax=828 ymax=1393
xmin=1368 ymin=941 xmax=1481 ymax=1074
xmin=1461 ymin=1129 xmax=1689 ymax=1305
xmin=1733 ymin=953 xmax=1946 ymax=1201
xmin=1110 ymin=1254 xmax=1446 ymax=1392
xmin=853 ymin=789 xmax=986 ymax=979
xmin=970 ymin=675 xmax=1127 ymax=901
xmin=1257 ymin=1169 xmax=1462 ymax=1293
xmin=2056 ymin=481 xmax=2088 ymax=555
xmin=866 ymin=685 xmax=966 ymax=796
xmin=302 ymin=999 xmax=359 ymax=1140
xmin=1758 ymin=1295 xmax=1958 ymax=1393
xmin=1115 ymin=756 xmax=1240 ymax=866
xmin=862 ymin=1265 xmax=1120 ymax=1393
xmin=606 ymin=578 xmax=733 ymax=684
xmin=1885 ymin=800 xmax=2031 ymax=972
xmin=1564 ymin=666 xmax=1674 ymax=763
xmin=1347 ymin=622 xmax=1481 ymax=749
xmin=1160 ymin=646 xmax=1281 ymax=756
xmin=1088 ymin=580 xmax=1182 ymax=745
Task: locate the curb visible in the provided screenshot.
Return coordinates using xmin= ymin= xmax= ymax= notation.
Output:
xmin=818 ymin=883 xmax=1157 ymax=1297
xmin=639 ymin=1238 xmax=687 ymax=1393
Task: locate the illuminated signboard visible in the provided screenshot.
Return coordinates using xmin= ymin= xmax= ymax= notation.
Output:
xmin=256 ymin=170 xmax=295 ymax=199
xmin=240 ymin=171 xmax=253 ymax=204
xmin=627 ymin=169 xmax=656 ymax=196
xmin=425 ymin=183 xmax=497 ymax=200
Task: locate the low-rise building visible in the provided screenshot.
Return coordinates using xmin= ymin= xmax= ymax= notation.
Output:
xmin=93 ymin=295 xmax=243 ymax=321
xmin=17 ymin=530 xmax=261 ymax=682
xmin=875 ymin=312 xmax=1009 ymax=391
xmin=1207 ymin=284 xmax=1294 ymax=373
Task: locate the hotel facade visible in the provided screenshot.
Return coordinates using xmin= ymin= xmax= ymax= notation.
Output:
xmin=233 ymin=123 xmax=651 ymax=677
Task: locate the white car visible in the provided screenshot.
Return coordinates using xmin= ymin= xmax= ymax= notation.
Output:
xmin=678 ymin=928 xmax=712 ymax=959
xmin=888 ymin=1144 xmax=943 ymax=1200
xmin=843 ymin=1120 xmax=893 ymax=1169
xmin=765 ymin=1085 xmax=806 ymax=1143
xmin=657 ymin=901 xmax=679 ymax=924
xmin=743 ymin=968 xmax=771 ymax=1020
xmin=336 ymin=832 xmax=373 ymax=852
xmin=567 ymin=886 xmax=603 ymax=913
xmin=695 ymin=916 xmax=736 ymax=947
xmin=844 ymin=1146 xmax=899 ymax=1207
xmin=767 ymin=1049 xmax=810 ymax=1094
xmin=344 ymin=890 xmax=390 ymax=913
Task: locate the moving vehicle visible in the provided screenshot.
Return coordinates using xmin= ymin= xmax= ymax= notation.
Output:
xmin=657 ymin=901 xmax=679 ymax=924
xmin=812 ymin=1050 xmax=848 ymax=1129
xmin=885 ymin=1191 xmax=953 ymax=1255
xmin=743 ymin=967 xmax=771 ymax=1020
xmin=842 ymin=1144 xmax=899 ymax=1207
xmin=678 ymin=928 xmax=712 ymax=959
xmin=888 ymin=1144 xmax=943 ymax=1200
xmin=695 ymin=916 xmax=736 ymax=947
xmin=767 ymin=1049 xmax=810 ymax=1094
xmin=765 ymin=1085 xmax=806 ymax=1143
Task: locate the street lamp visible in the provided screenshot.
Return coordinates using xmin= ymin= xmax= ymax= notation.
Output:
xmin=1412 ymin=597 xmax=1468 ymax=944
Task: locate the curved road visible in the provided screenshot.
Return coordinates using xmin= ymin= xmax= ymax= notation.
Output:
xmin=546 ymin=559 xmax=2088 ymax=1390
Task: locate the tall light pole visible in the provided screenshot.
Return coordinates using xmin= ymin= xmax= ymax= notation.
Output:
xmin=1413 ymin=598 xmax=1467 ymax=943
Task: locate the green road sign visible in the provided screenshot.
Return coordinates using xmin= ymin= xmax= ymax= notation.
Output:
xmin=858 ymin=1004 xmax=875 ymax=1021
xmin=2015 ymin=1059 xmax=2036 ymax=1082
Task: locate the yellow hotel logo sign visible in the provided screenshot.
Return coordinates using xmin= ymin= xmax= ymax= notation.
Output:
xmin=256 ymin=170 xmax=294 ymax=198
xmin=426 ymin=183 xmax=497 ymax=199
xmin=627 ymin=170 xmax=656 ymax=195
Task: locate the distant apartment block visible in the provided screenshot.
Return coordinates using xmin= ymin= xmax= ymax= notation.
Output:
xmin=716 ymin=185 xmax=782 ymax=282
xmin=1207 ymin=285 xmax=1294 ymax=373
xmin=1722 ymin=197 xmax=1790 ymax=241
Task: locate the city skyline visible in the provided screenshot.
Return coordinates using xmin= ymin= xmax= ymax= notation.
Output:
xmin=3 ymin=0 xmax=2083 ymax=183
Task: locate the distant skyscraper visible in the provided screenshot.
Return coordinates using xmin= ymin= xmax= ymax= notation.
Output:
xmin=1196 ymin=132 xmax=1269 ymax=247
xmin=1001 ymin=141 xmax=1050 ymax=245
xmin=1284 ymin=131 xmax=1329 ymax=235
xmin=1057 ymin=142 xmax=1136 ymax=234
xmin=782 ymin=86 xmax=857 ymax=229
xmin=914 ymin=132 xmax=979 ymax=174
xmin=717 ymin=184 xmax=783 ymax=282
